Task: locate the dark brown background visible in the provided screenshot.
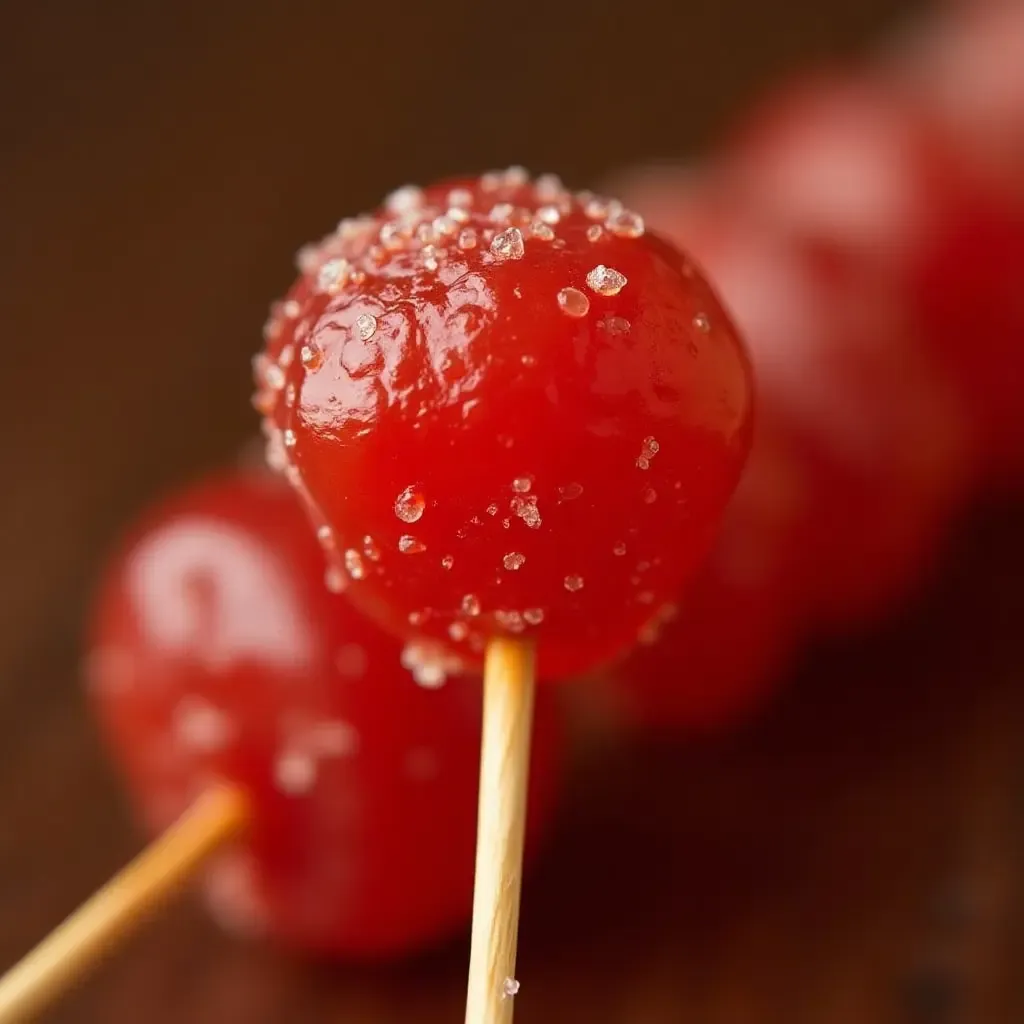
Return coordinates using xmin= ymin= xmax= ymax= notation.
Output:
xmin=3 ymin=1 xmax=1024 ymax=1021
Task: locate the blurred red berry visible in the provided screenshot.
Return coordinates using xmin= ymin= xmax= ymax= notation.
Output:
xmin=721 ymin=75 xmax=954 ymax=275
xmin=897 ymin=1 xmax=1024 ymax=203
xmin=721 ymin=70 xmax=1024 ymax=478
xmin=619 ymin=172 xmax=970 ymax=629
xmin=894 ymin=8 xmax=1024 ymax=478
xmin=86 ymin=469 xmax=564 ymax=959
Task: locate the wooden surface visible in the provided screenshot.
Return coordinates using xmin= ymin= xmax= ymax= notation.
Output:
xmin=2 ymin=1 xmax=1024 ymax=1021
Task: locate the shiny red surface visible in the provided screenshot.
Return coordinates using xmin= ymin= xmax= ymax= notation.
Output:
xmin=86 ymin=470 xmax=564 ymax=959
xmin=256 ymin=171 xmax=753 ymax=680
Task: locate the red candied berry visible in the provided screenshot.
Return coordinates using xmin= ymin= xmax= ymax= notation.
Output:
xmin=255 ymin=169 xmax=753 ymax=680
xmin=718 ymin=73 xmax=966 ymax=277
xmin=893 ymin=9 xmax=1024 ymax=478
xmin=756 ymin=242 xmax=970 ymax=626
xmin=909 ymin=196 xmax=1024 ymax=480
xmin=720 ymin=71 xmax=1024 ymax=478
xmin=85 ymin=469 xmax=564 ymax=958
xmin=896 ymin=1 xmax=1024 ymax=203
xmin=618 ymin=173 xmax=969 ymax=629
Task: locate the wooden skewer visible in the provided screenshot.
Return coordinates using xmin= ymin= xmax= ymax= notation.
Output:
xmin=0 ymin=784 xmax=249 ymax=1024
xmin=2 ymin=644 xmax=534 ymax=1024
xmin=465 ymin=637 xmax=537 ymax=1024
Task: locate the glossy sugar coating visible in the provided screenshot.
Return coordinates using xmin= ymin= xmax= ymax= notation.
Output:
xmin=255 ymin=170 xmax=753 ymax=680
xmin=86 ymin=470 xmax=564 ymax=958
